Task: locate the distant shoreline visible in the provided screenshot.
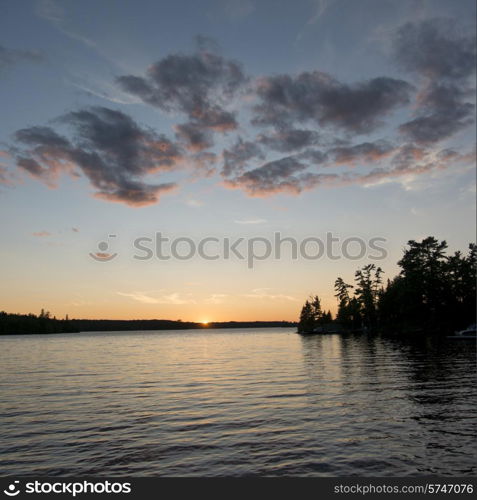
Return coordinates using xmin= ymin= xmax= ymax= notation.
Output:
xmin=0 ymin=314 xmax=297 ymax=335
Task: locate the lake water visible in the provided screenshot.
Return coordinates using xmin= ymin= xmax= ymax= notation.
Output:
xmin=0 ymin=328 xmax=475 ymax=476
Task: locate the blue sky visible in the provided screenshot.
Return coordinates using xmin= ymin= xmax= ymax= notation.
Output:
xmin=0 ymin=0 xmax=475 ymax=321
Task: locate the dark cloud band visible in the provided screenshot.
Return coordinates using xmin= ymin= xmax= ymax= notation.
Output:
xmin=8 ymin=18 xmax=476 ymax=205
xmin=13 ymin=107 xmax=182 ymax=206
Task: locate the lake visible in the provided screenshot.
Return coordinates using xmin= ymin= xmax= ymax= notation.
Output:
xmin=0 ymin=328 xmax=475 ymax=476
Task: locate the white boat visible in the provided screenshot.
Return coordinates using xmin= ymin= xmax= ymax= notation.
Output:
xmin=447 ymin=323 xmax=476 ymax=339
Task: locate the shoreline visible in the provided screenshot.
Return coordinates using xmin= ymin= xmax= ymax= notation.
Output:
xmin=0 ymin=321 xmax=297 ymax=336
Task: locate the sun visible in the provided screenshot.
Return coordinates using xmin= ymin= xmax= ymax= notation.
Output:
xmin=201 ymin=320 xmax=209 ymax=326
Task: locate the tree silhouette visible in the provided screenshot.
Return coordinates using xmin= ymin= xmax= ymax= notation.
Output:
xmin=297 ymin=295 xmax=332 ymax=332
xmin=378 ymin=238 xmax=476 ymax=333
xmin=354 ymin=264 xmax=383 ymax=330
xmin=301 ymin=237 xmax=475 ymax=335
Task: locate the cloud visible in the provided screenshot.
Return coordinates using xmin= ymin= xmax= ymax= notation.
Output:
xmin=337 ymin=145 xmax=468 ymax=189
xmin=398 ymin=83 xmax=474 ymax=144
xmin=7 ymin=20 xmax=475 ymax=205
xmin=175 ymin=122 xmax=214 ymax=151
xmin=390 ymin=143 xmax=428 ymax=167
xmin=37 ymin=0 xmax=64 ymax=23
xmin=222 ymin=137 xmax=265 ymax=177
xmin=117 ymin=291 xmax=195 ymax=305
xmin=257 ymin=128 xmax=319 ymax=152
xmin=0 ymin=44 xmax=43 ymax=75
xmin=0 ymin=165 xmax=15 ymax=186
xmin=244 ymin=288 xmax=298 ymax=301
xmin=393 ymin=18 xmax=476 ymax=82
xmin=220 ymin=18 xmax=475 ymax=198
xmin=117 ymin=291 xmax=160 ymax=304
xmin=67 ymin=74 xmax=143 ymax=105
xmin=0 ymin=166 xmax=7 ymax=183
xmin=204 ymin=293 xmax=228 ymax=304
xmin=306 ymin=0 xmax=333 ymax=25
xmin=32 ymin=231 xmax=51 ymax=237
xmin=295 ymin=0 xmax=335 ymax=42
xmin=328 ymin=140 xmax=396 ymax=165
xmin=188 ymin=151 xmax=217 ymax=177
xmin=37 ymin=0 xmax=97 ymax=49
xmin=218 ymin=0 xmax=255 ymax=20
xmin=300 ymin=148 xmax=329 ymax=165
xmin=224 ymin=141 xmax=470 ymax=196
xmin=224 ymin=156 xmax=338 ymax=196
xmin=394 ymin=18 xmax=476 ymax=144
xmin=252 ymin=72 xmax=413 ymax=133
xmin=12 ymin=107 xmax=182 ymax=206
xmin=224 ymin=156 xmax=306 ymax=195
xmin=117 ymin=44 xmax=248 ymax=139
xmin=37 ymin=0 xmax=135 ymax=72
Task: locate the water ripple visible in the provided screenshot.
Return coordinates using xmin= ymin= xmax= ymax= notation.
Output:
xmin=0 ymin=329 xmax=475 ymax=476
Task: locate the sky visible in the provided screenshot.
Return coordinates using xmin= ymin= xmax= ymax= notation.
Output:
xmin=0 ymin=0 xmax=475 ymax=322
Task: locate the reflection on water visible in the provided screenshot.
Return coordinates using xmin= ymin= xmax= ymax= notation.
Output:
xmin=0 ymin=328 xmax=475 ymax=476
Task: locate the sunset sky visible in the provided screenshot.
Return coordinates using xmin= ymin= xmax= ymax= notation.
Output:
xmin=0 ymin=0 xmax=475 ymax=321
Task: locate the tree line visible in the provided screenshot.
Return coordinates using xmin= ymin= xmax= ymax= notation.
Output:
xmin=0 ymin=309 xmax=79 ymax=334
xmin=0 ymin=312 xmax=296 ymax=335
xmin=298 ymin=236 xmax=476 ymax=334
